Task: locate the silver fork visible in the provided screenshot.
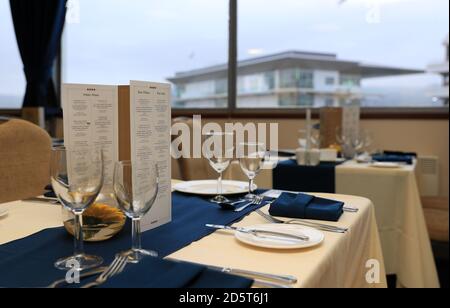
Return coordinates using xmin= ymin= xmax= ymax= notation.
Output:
xmin=255 ymin=210 xmax=348 ymax=233
xmin=80 ymin=253 xmax=129 ymax=288
xmin=47 ymin=266 xmax=107 ymax=288
xmin=234 ymin=195 xmax=264 ymax=212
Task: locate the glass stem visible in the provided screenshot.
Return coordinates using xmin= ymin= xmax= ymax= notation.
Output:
xmin=217 ymin=172 xmax=223 ymax=196
xmin=248 ymin=178 xmax=253 ymax=196
xmin=132 ymin=218 xmax=142 ymax=252
xmin=73 ymin=212 xmax=84 ymax=256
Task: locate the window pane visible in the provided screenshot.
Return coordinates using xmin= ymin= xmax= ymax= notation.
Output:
xmin=63 ymin=0 xmax=228 ymax=109
xmin=238 ymin=0 xmax=449 ymax=108
xmin=0 ymin=0 xmax=25 ymax=109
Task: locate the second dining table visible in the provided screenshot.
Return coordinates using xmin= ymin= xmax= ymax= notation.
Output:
xmin=227 ymin=158 xmax=440 ymax=288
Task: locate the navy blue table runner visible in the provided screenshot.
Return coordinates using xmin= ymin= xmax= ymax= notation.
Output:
xmin=273 ymin=160 xmax=342 ymax=193
xmin=0 ymin=192 xmax=264 ymax=288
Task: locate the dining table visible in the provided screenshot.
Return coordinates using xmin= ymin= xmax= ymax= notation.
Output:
xmin=0 ymin=180 xmax=387 ymax=288
xmin=226 ymin=158 xmax=440 ymax=288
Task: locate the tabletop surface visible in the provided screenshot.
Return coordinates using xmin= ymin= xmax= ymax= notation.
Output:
xmin=0 ymin=186 xmax=387 ymax=288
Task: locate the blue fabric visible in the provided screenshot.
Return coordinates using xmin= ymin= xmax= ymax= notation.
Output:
xmin=269 ymin=192 xmax=344 ymax=222
xmin=372 ymin=154 xmax=413 ymax=165
xmin=99 ymin=258 xmax=253 ymax=289
xmin=383 ymin=151 xmax=417 ymax=158
xmin=273 ymin=160 xmax=341 ymax=193
xmin=10 ymin=0 xmax=66 ymax=108
xmin=0 ymin=192 xmax=265 ymax=288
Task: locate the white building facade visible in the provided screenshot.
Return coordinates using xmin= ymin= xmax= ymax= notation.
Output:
xmin=169 ymin=51 xmax=422 ymax=109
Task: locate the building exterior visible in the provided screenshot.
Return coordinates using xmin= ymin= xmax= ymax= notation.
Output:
xmin=168 ymin=51 xmax=423 ymax=109
xmin=427 ymin=35 xmax=449 ymax=105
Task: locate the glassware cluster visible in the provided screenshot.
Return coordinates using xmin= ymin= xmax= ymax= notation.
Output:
xmin=51 ymin=147 xmax=160 ymax=270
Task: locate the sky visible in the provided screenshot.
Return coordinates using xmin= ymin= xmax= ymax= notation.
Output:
xmin=0 ymin=0 xmax=449 ymax=107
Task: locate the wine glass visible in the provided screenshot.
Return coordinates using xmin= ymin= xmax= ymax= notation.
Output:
xmin=51 ymin=146 xmax=104 ymax=271
xmin=113 ymin=161 xmax=159 ymax=263
xmin=298 ymin=129 xmax=307 ymax=148
xmin=336 ymin=127 xmax=359 ymax=160
xmin=238 ymin=142 xmax=266 ymax=200
xmin=202 ymin=132 xmax=235 ymax=203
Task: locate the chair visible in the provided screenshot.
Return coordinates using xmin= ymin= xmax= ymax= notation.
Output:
xmin=171 ymin=117 xmax=216 ymax=181
xmin=422 ymin=196 xmax=449 ymax=288
xmin=422 ymin=197 xmax=449 ymax=243
xmin=0 ymin=119 xmax=52 ymax=204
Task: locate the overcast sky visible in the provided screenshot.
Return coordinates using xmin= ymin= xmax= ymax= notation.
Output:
xmin=1 ymin=0 xmax=449 ymax=103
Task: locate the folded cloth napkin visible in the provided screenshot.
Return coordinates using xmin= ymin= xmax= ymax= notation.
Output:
xmin=372 ymin=154 xmax=413 ymax=165
xmin=43 ymin=184 xmax=57 ymax=198
xmin=99 ymin=257 xmax=253 ymax=289
xmin=269 ymin=193 xmax=344 ymax=222
xmin=383 ymin=150 xmax=417 ymax=157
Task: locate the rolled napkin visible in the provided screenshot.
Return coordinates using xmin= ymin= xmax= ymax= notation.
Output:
xmin=269 ymin=193 xmax=344 ymax=222
xmin=372 ymin=154 xmax=413 ymax=165
xmin=99 ymin=257 xmax=254 ymax=288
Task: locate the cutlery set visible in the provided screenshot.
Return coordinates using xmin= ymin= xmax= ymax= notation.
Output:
xmin=255 ymin=210 xmax=348 ymax=234
xmin=48 ymin=253 xmax=298 ymax=289
xmin=206 ymin=224 xmax=310 ymax=241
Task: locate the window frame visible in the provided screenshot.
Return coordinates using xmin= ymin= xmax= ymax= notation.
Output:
xmin=2 ymin=0 xmax=448 ymax=120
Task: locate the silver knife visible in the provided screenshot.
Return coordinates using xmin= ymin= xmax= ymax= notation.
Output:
xmin=206 ymin=224 xmax=309 ymax=241
xmin=207 ymin=265 xmax=298 ymax=284
xmin=165 ymin=257 xmax=298 ymax=286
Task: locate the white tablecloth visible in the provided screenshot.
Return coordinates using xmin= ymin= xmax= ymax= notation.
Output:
xmin=0 ymin=191 xmax=386 ymax=288
xmin=228 ymin=160 xmax=440 ymax=288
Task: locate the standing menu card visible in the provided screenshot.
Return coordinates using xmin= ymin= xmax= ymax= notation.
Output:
xmin=62 ymin=84 xmax=119 ymax=197
xmin=129 ymin=81 xmax=172 ymax=231
xmin=342 ymin=104 xmax=361 ymax=143
xmin=62 ymin=81 xmax=172 ymax=232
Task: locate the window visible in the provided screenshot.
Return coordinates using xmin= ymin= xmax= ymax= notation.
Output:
xmin=340 ymin=74 xmax=361 ymax=87
xmin=0 ymin=0 xmax=25 ymax=109
xmin=237 ymin=0 xmax=449 ymax=109
xmin=63 ymin=0 xmax=228 ymax=109
xmin=238 ymin=72 xmax=274 ymax=94
xmin=279 ymin=69 xmax=314 ymax=89
xmin=325 ymin=77 xmax=335 ymax=86
xmin=279 ymin=93 xmax=314 ymax=107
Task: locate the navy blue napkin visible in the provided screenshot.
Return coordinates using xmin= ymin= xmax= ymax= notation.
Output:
xmin=269 ymin=193 xmax=344 ymax=222
xmin=99 ymin=257 xmax=253 ymax=288
xmin=383 ymin=150 xmax=417 ymax=157
xmin=372 ymin=154 xmax=413 ymax=165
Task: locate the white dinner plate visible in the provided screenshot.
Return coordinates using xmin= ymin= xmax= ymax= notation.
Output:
xmin=173 ymin=180 xmax=257 ymax=196
xmin=235 ymin=224 xmax=324 ymax=250
xmin=370 ymin=162 xmax=402 ymax=169
xmin=0 ymin=206 xmax=9 ymax=218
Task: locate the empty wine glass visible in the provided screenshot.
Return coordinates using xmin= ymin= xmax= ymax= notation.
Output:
xmin=336 ymin=127 xmax=360 ymax=160
xmin=238 ymin=142 xmax=266 ymax=200
xmin=51 ymin=146 xmax=104 ymax=271
xmin=202 ymin=132 xmax=235 ymax=203
xmin=113 ymin=161 xmax=159 ymax=263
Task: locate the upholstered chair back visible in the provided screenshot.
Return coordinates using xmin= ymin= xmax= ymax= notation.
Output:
xmin=0 ymin=119 xmax=52 ymax=204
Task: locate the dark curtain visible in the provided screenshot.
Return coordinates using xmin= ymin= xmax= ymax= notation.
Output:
xmin=10 ymin=0 xmax=67 ymax=109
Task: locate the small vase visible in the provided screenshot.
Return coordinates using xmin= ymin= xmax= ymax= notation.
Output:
xmin=62 ymin=192 xmax=126 ymax=242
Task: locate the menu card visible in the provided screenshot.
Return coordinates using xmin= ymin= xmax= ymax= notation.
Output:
xmin=342 ymin=104 xmax=360 ymax=143
xmin=62 ymin=84 xmax=119 ymax=195
xmin=319 ymin=107 xmax=343 ymax=148
xmin=62 ymin=81 xmax=172 ymax=232
xmin=129 ymin=81 xmax=172 ymax=231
